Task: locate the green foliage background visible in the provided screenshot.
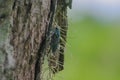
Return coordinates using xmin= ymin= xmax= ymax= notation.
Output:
xmin=54 ymin=15 xmax=120 ymax=80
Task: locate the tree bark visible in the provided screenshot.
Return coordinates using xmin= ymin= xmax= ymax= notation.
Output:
xmin=0 ymin=0 xmax=69 ymax=80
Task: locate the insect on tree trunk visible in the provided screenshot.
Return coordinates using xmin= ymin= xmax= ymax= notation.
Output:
xmin=0 ymin=0 xmax=71 ymax=80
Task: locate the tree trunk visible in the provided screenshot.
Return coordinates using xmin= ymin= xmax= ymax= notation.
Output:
xmin=0 ymin=0 xmax=69 ymax=80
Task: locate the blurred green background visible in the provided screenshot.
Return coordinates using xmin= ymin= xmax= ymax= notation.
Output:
xmin=55 ymin=0 xmax=120 ymax=80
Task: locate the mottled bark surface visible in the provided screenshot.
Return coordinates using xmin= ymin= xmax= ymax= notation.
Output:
xmin=0 ymin=0 xmax=68 ymax=80
xmin=11 ymin=0 xmax=50 ymax=80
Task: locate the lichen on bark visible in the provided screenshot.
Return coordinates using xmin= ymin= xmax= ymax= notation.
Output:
xmin=0 ymin=0 xmax=15 ymax=79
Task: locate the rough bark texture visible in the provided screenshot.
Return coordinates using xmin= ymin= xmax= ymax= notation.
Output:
xmin=0 ymin=0 xmax=68 ymax=80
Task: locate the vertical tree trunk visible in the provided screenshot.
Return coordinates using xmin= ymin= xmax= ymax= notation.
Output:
xmin=0 ymin=0 xmax=69 ymax=80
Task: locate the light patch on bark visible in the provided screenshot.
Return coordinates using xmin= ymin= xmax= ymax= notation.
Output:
xmin=4 ymin=38 xmax=15 ymax=70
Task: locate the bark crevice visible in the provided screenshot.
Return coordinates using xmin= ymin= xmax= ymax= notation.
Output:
xmin=34 ymin=36 xmax=45 ymax=80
